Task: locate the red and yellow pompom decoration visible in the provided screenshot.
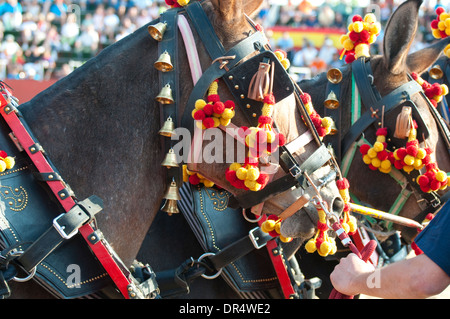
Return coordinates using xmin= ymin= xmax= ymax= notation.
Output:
xmin=182 ymin=164 xmax=215 ymax=188
xmin=411 ymin=213 xmax=434 ymax=255
xmin=274 ymin=49 xmax=290 ymax=70
xmin=0 ymin=150 xmax=15 ymax=172
xmin=430 ymin=7 xmax=450 ymax=39
xmin=417 ymin=162 xmax=449 ymax=193
xmin=339 ymin=13 xmax=381 ymax=64
xmin=165 ymin=0 xmax=189 ymax=7
xmin=360 ymin=127 xmax=395 ymax=174
xmin=336 ymin=178 xmax=357 ymax=235
xmin=304 ymin=204 xmax=337 ymax=257
xmin=260 ymin=214 xmax=293 ymax=243
xmin=192 ymin=80 xmax=236 ymax=129
xmin=225 ymin=158 xmax=269 ymax=192
xmin=411 ymin=72 xmax=449 ymax=108
xmin=300 ymin=93 xmax=335 ymax=138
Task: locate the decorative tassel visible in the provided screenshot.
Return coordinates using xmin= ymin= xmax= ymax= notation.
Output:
xmin=411 ymin=72 xmax=448 ymax=108
xmin=260 ymin=214 xmax=292 ymax=243
xmin=305 ymin=205 xmax=337 ymax=257
xmin=183 ymin=164 xmax=215 ymax=188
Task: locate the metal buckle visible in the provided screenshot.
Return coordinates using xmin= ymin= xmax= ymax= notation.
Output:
xmin=249 ymin=227 xmax=266 ymax=249
xmin=53 ymin=213 xmax=78 ymax=240
xmin=289 ymin=164 xmax=302 ymax=179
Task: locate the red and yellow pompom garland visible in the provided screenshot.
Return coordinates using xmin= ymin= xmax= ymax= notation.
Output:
xmin=336 ymin=178 xmax=357 ymax=235
xmin=182 ymin=164 xmax=215 ymax=188
xmin=340 ymin=13 xmax=381 ymax=64
xmin=360 ymin=127 xmax=395 ymax=174
xmin=165 ymin=0 xmax=189 ymax=7
xmin=260 ymin=214 xmax=293 ymax=243
xmin=411 ymin=73 xmax=448 ymax=108
xmin=192 ymin=80 xmax=236 ymax=129
xmin=300 ymin=92 xmax=334 ymax=138
xmin=0 ymin=150 xmax=14 ymax=172
xmin=430 ymin=7 xmax=450 ymax=39
xmin=304 ymin=204 xmax=337 ymax=257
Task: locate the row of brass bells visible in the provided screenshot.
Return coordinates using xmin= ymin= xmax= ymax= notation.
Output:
xmin=161 ymin=148 xmax=179 ymax=169
xmin=161 ymin=179 xmax=181 ymax=215
xmin=324 ymin=68 xmax=342 ymax=110
xmin=430 ymin=64 xmax=444 ymax=80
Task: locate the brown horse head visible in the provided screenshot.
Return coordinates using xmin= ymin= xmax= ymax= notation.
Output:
xmin=302 ymin=0 xmax=450 ymax=244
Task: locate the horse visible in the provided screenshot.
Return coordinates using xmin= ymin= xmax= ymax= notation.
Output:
xmin=294 ymin=0 xmax=450 ymax=297
xmin=3 ymin=0 xmax=345 ymax=299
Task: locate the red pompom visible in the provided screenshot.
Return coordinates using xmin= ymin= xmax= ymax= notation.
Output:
xmin=440 ymin=30 xmax=447 ymax=38
xmin=396 ymin=148 xmax=407 ymax=160
xmin=359 ymin=30 xmax=370 ymax=42
xmin=431 ymin=19 xmax=439 ymax=29
xmin=300 ymin=93 xmax=311 ymax=104
xmin=0 ymin=150 xmax=7 ymax=158
xmin=426 ymin=162 xmax=438 ymax=171
xmin=411 ymin=72 xmax=419 ymax=80
xmin=336 ymin=178 xmax=350 ymax=190
xmin=193 ymin=109 xmax=206 ymax=121
xmin=394 ymin=160 xmax=404 ymax=170
xmin=417 ymin=175 xmax=429 ymax=187
xmin=430 ymin=99 xmax=438 ymax=108
xmin=406 ymin=145 xmax=418 ymax=157
xmin=345 ymin=53 xmax=356 ymax=64
xmin=377 ymin=150 xmax=389 ymax=161
xmin=348 ymin=31 xmax=360 ymax=42
xmin=207 ymin=94 xmax=220 ymax=103
xmin=238 ymin=126 xmax=249 ymax=138
xmin=203 ymin=103 xmax=214 ymax=116
xmin=317 ymin=221 xmax=328 ymax=232
xmin=316 ymin=126 xmax=327 ymax=137
xmin=202 ymin=117 xmax=215 ymax=128
xmin=275 ymin=49 xmax=287 ymax=58
xmin=432 ymin=83 xmax=443 ymax=96
xmin=376 ymin=127 xmax=388 ymax=136
xmin=213 ymin=101 xmax=225 ymax=114
xmin=277 ymin=133 xmax=286 ymax=147
xmin=420 ymin=184 xmax=431 ymax=193
xmin=165 ymin=0 xmax=175 ymax=5
xmin=430 ymin=180 xmax=442 ymax=191
xmin=436 ymin=7 xmax=445 ymax=15
xmin=189 ymin=174 xmax=200 ymax=185
xmin=224 ymin=100 xmax=235 ymax=109
xmin=352 ymin=15 xmax=363 ymax=22
xmin=263 ymin=93 xmax=276 ymax=105
xmin=256 ymin=173 xmax=269 ymax=188
xmin=258 ymin=116 xmax=273 ymax=125
xmin=368 ymin=164 xmax=378 ymax=171
xmin=425 ymin=213 xmax=435 ymax=221
xmin=360 ymin=144 xmax=371 ymax=155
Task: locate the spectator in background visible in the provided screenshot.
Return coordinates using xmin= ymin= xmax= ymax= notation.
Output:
xmin=1 ymin=34 xmax=20 ymax=60
xmin=74 ymin=23 xmax=99 ymax=57
xmin=49 ymin=0 xmax=67 ymax=23
xmin=276 ymin=31 xmax=294 ymax=61
xmin=0 ymin=0 xmax=22 ymax=30
xmin=318 ymin=37 xmax=337 ymax=66
xmin=103 ymin=7 xmax=120 ymax=42
xmin=60 ymin=13 xmax=79 ymax=51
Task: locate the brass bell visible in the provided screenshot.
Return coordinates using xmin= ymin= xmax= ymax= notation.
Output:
xmin=159 ymin=116 xmax=175 ymax=137
xmin=161 ymin=148 xmax=179 ymax=168
xmin=161 ymin=179 xmax=181 ymax=215
xmin=154 ymin=51 xmax=174 ymax=72
xmin=148 ymin=22 xmax=167 ymax=41
xmin=429 ymin=64 xmax=444 ymax=80
xmin=324 ymin=91 xmax=340 ymax=109
xmin=155 ymin=84 xmax=174 ymax=104
xmin=329 ymin=120 xmax=338 ymax=135
xmin=327 ymin=68 xmax=343 ymax=84
xmin=161 ymin=199 xmax=179 ymax=215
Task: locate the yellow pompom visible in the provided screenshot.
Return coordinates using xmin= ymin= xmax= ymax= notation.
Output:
xmin=195 ymin=99 xmax=206 ymax=110
xmin=322 ymin=117 xmax=333 ymax=128
xmin=376 ymin=135 xmax=386 ymax=143
xmin=244 ymin=179 xmax=256 ymax=189
xmin=261 ymin=219 xmax=276 ymax=233
xmin=177 ymin=0 xmax=189 ymax=6
xmin=403 ymin=155 xmax=415 ymax=166
xmin=441 ymin=12 xmax=450 ymax=21
xmin=348 ymin=24 xmax=354 ymax=32
xmin=373 ymin=141 xmax=384 ymax=152
xmin=274 ymin=222 xmax=281 ymax=234
xmin=439 ymin=21 xmax=446 ymax=31
xmin=274 ymin=50 xmax=285 ymax=60
xmin=348 ymin=215 xmax=357 ymax=233
xmin=403 ymin=165 xmax=414 ymax=173
xmin=364 ymin=13 xmax=377 ymax=24
xmin=367 ymin=148 xmax=378 ymax=158
xmin=381 ymin=159 xmax=391 ymax=170
xmin=4 ymin=156 xmax=14 ymax=170
xmin=229 ymin=162 xmax=241 ymax=171
xmin=353 ymin=21 xmax=364 ymax=33
xmin=432 ymin=28 xmax=442 ymax=39
xmin=280 ymin=235 xmax=292 ymax=243
xmin=413 ymin=158 xmax=423 ymax=169
xmin=0 ymin=161 xmax=6 ymax=173
xmin=212 ymin=117 xmax=220 ymax=128
xmin=266 ymin=130 xmax=276 ymax=144
xmin=236 ymin=167 xmax=248 ymax=180
xmin=416 ymin=148 xmax=426 ymax=159
xmin=182 ymin=165 xmax=189 ymax=182
xmin=442 ymin=84 xmax=449 ymax=95
xmin=355 ymin=43 xmax=370 ymax=58
xmin=368 ymin=34 xmax=377 ymax=44
xmin=246 ymin=166 xmax=260 ymax=181
xmin=363 ymin=154 xmax=372 ymax=165
xmin=318 ymin=241 xmax=332 ymax=256
xmin=280 ymin=58 xmax=290 ymax=70
xmin=379 ymin=166 xmax=392 ymax=174
xmin=340 ymin=34 xmax=349 ymax=45
xmin=343 ymin=38 xmax=354 ymax=51
xmin=342 ymin=222 xmax=350 ymax=234
xmin=221 ymin=108 xmax=235 ymax=120
xmin=196 ymin=121 xmax=206 ymax=130
xmin=371 ymin=157 xmax=381 ymax=168
xmin=220 ymin=117 xmax=231 ymax=126
xmin=436 ymin=170 xmax=447 ymax=182
xmin=250 ymin=182 xmax=262 ymax=192
xmin=203 ymin=179 xmax=215 ymax=188
xmin=305 ymin=238 xmax=317 ymax=253
xmin=369 ymin=22 xmax=381 ymax=35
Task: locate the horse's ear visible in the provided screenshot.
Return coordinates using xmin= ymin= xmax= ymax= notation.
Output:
xmin=210 ymin=0 xmax=263 ymax=21
xmin=383 ymin=0 xmax=422 ymax=75
xmin=407 ymin=38 xmax=450 ymax=75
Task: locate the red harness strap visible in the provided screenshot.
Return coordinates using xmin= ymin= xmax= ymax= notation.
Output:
xmin=257 ymin=215 xmax=296 ymax=299
xmin=0 ymin=93 xmax=133 ymax=299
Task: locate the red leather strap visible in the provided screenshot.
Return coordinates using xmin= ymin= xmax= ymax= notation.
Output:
xmin=0 ymin=93 xmax=132 ymax=299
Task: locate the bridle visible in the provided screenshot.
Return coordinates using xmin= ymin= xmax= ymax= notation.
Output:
xmin=325 ymin=56 xmax=450 ymax=232
xmin=156 ymin=1 xmax=341 ymax=222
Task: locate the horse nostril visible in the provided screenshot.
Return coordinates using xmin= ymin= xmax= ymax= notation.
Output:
xmin=332 ymin=196 xmax=345 ymax=215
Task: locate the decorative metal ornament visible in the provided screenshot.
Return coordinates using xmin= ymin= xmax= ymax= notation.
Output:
xmin=161 ymin=179 xmax=181 ymax=215
xmin=327 ymin=68 xmax=343 ymax=84
xmin=159 ymin=116 xmax=175 ymax=137
xmin=154 ymin=51 xmax=174 ymax=72
xmin=155 ymin=84 xmax=175 ymax=104
xmin=324 ymin=91 xmax=340 ymax=109
xmin=148 ymin=22 xmax=167 ymax=41
xmin=161 ymin=148 xmax=179 ymax=168
xmin=429 ymin=64 xmax=444 ymax=80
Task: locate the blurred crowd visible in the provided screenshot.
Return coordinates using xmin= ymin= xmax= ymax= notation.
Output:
xmin=0 ymin=0 xmax=447 ymax=80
